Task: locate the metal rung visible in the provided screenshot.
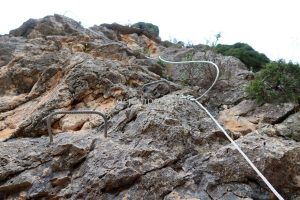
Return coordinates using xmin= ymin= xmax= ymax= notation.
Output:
xmin=142 ymin=79 xmax=169 ymax=93
xmin=47 ymin=110 xmax=108 ymax=143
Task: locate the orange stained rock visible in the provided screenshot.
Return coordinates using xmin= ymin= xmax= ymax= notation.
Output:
xmin=128 ymin=78 xmax=143 ymax=87
xmin=0 ymin=128 xmax=14 ymax=141
xmin=219 ymin=109 xmax=258 ymax=135
xmin=111 ymin=88 xmax=123 ymax=97
xmin=120 ymin=34 xmax=159 ymax=57
xmin=97 ymin=97 xmax=116 ymax=112
xmin=142 ymin=35 xmax=158 ymax=56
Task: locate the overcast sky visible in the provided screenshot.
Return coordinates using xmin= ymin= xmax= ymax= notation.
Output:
xmin=1 ymin=0 xmax=299 ymax=63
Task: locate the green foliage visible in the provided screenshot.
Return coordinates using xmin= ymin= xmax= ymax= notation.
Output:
xmin=246 ymin=60 xmax=300 ymax=103
xmin=206 ymin=32 xmax=222 ymax=48
xmin=215 ymin=42 xmax=270 ymax=71
xmin=157 ymin=59 xmax=166 ymax=67
xmin=131 ymin=22 xmax=159 ymax=37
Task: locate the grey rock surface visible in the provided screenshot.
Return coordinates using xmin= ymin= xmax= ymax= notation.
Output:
xmin=0 ymin=14 xmax=299 ymax=200
xmin=219 ymin=99 xmax=298 ymax=137
xmin=276 ymin=112 xmax=300 ymax=141
xmin=9 ymin=14 xmax=86 ymax=38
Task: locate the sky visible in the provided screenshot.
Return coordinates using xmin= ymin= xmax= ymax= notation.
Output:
xmin=1 ymin=0 xmax=299 ymax=63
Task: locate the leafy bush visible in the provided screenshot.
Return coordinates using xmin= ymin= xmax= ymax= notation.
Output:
xmin=215 ymin=43 xmax=270 ymax=71
xmin=246 ymin=60 xmax=300 ymax=103
xmin=131 ymin=22 xmax=159 ymax=37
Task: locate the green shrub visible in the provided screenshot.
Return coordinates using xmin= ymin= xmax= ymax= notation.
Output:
xmin=131 ymin=22 xmax=159 ymax=37
xmin=246 ymin=60 xmax=300 ymax=103
xmin=215 ymin=43 xmax=270 ymax=71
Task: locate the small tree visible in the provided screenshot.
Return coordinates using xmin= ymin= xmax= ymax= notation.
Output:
xmin=246 ymin=60 xmax=300 ymax=103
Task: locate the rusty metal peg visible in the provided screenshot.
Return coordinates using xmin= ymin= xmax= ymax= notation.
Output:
xmin=47 ymin=110 xmax=108 ymax=143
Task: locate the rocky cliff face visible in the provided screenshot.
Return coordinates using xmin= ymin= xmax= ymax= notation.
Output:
xmin=0 ymin=15 xmax=299 ymax=200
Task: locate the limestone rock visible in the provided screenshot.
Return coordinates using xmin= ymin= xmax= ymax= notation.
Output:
xmin=0 ymin=15 xmax=299 ymax=200
xmin=219 ymin=99 xmax=297 ymax=137
xmin=9 ymin=14 xmax=86 ymax=38
xmin=275 ymin=112 xmax=300 ymax=141
xmin=180 ymin=134 xmax=300 ymax=199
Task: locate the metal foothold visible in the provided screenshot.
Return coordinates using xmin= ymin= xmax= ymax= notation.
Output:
xmin=47 ymin=110 xmax=108 ymax=144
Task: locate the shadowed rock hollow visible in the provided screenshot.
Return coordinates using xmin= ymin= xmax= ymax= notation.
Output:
xmin=0 ymin=15 xmax=299 ymax=200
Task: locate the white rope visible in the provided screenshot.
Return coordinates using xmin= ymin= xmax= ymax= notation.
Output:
xmin=149 ymin=55 xmax=284 ymax=200
xmin=182 ymin=95 xmax=284 ymax=200
xmin=158 ymin=56 xmax=219 ymax=100
xmin=42 ymin=12 xmax=284 ymax=198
